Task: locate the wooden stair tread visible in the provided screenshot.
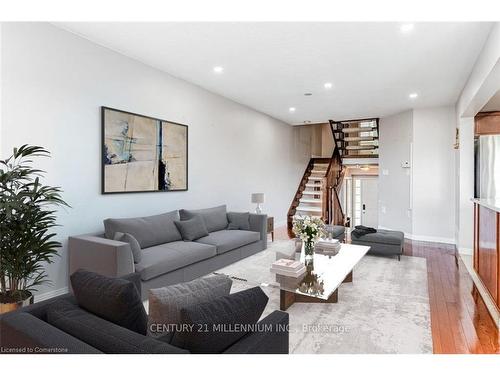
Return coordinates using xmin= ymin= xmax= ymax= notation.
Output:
xmin=345 ymin=145 xmax=377 ymax=150
xmin=310 ymin=171 xmax=327 ymax=176
xmin=344 ymin=136 xmax=377 ymax=142
xmin=296 ymin=206 xmax=322 ymax=212
xmin=342 ymin=154 xmax=379 ymax=159
xmin=293 ymin=214 xmax=322 ymax=219
xmin=341 ymin=127 xmax=377 ymax=133
xmin=299 ymin=198 xmax=322 ymax=203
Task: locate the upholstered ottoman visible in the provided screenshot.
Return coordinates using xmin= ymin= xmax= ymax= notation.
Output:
xmin=350 ymin=229 xmax=404 ymax=260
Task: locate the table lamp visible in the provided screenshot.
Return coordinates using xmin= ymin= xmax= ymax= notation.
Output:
xmin=251 ymin=193 xmax=265 ymax=214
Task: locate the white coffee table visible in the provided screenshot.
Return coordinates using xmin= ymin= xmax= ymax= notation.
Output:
xmin=216 ymin=242 xmax=370 ymax=311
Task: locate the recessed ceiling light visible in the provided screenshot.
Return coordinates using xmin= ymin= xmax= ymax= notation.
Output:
xmin=409 ymin=92 xmax=418 ymax=99
xmin=324 ymin=82 xmax=333 ymax=89
xmin=213 ymin=66 xmax=224 ymax=74
xmin=304 ymin=93 xmax=313 ymax=96
xmin=289 ymin=107 xmax=296 ymax=113
xmin=400 ymin=23 xmax=415 ymax=33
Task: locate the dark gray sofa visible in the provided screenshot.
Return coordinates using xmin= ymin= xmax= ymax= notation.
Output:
xmin=69 ymin=205 xmax=267 ymax=299
xmin=0 ymin=274 xmax=289 ymax=354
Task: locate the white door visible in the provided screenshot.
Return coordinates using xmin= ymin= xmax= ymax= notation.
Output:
xmin=360 ymin=177 xmax=378 ymax=227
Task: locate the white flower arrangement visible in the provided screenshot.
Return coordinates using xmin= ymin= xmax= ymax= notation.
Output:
xmin=292 ymin=215 xmax=326 ymax=244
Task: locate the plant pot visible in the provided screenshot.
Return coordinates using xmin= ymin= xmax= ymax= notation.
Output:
xmin=0 ymin=292 xmax=34 ymax=314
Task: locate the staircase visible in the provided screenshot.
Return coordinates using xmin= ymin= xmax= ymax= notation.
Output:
xmin=287 ymin=128 xmax=347 ymax=237
xmin=330 ymin=118 xmax=379 ymax=159
xmin=287 ymin=118 xmax=380 ymax=237
xmin=293 ymin=159 xmax=329 ymax=218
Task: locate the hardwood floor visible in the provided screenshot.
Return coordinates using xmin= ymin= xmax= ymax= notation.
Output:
xmin=271 ymin=226 xmax=500 ymax=354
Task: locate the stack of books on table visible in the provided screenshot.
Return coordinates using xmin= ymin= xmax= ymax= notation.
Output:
xmin=315 ymin=239 xmax=341 ymax=255
xmin=271 ymin=258 xmax=306 ymax=278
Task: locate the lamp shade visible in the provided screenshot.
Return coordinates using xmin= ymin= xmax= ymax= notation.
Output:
xmin=251 ymin=193 xmax=265 ymax=204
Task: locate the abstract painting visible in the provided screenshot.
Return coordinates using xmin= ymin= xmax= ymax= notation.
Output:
xmin=102 ymin=107 xmax=188 ymax=193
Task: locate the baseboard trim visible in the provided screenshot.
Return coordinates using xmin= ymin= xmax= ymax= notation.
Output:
xmin=458 ymin=247 xmax=473 ymax=255
xmin=378 ymin=226 xmax=456 ymax=245
xmin=405 ymin=233 xmax=456 ymax=245
xmin=34 ymin=287 xmax=69 ymax=303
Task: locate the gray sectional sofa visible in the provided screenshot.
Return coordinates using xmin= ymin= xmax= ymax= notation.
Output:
xmin=69 ymin=205 xmax=267 ymax=299
xmin=0 ymin=273 xmax=289 ymax=354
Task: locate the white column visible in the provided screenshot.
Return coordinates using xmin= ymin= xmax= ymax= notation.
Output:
xmin=0 ymin=22 xmax=3 ymax=157
xmin=457 ymin=117 xmax=475 ymax=254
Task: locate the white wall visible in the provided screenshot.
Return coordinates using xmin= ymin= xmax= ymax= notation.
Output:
xmin=455 ymin=23 xmax=500 ymax=255
xmin=378 ymin=110 xmax=413 ymax=234
xmin=412 ymin=107 xmax=456 ymax=243
xmin=379 ymin=107 xmax=456 ymax=244
xmin=1 ymin=23 xmax=309 ymax=297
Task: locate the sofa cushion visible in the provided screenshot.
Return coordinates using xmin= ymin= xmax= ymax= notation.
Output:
xmin=47 ymin=300 xmax=187 ymax=354
xmin=174 ymin=215 xmax=209 ymax=241
xmin=196 ymin=230 xmax=260 ymax=254
xmin=351 ymin=229 xmax=404 ymax=245
xmin=114 ymin=232 xmax=142 ymax=264
xmin=1 ymin=311 xmax=102 ymax=353
xmin=180 ymin=205 xmax=228 ymax=233
xmin=171 ymin=286 xmax=268 ymax=354
xmin=148 ymin=275 xmax=232 ymax=341
xmin=227 ymin=212 xmax=250 ymax=230
xmin=70 ymin=269 xmax=147 ymax=335
xmin=135 ymin=242 xmax=217 ymax=281
xmin=104 ymin=210 xmax=182 ymax=248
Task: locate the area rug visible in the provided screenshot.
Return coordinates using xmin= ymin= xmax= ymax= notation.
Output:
xmin=218 ymin=240 xmax=433 ymax=354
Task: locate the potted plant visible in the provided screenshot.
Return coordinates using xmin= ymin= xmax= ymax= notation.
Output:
xmin=0 ymin=145 xmax=69 ymax=313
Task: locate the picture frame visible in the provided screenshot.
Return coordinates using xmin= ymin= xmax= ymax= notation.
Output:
xmin=101 ymin=107 xmax=188 ymax=194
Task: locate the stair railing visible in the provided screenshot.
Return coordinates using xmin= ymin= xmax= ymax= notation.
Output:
xmin=286 ymin=159 xmax=315 ymax=238
xmin=327 ymin=120 xmax=346 ymax=226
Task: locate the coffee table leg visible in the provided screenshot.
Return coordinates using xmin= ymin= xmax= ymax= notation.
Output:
xmin=343 ymin=271 xmax=353 ymax=283
xmin=280 ymin=289 xmax=339 ymax=311
xmin=280 ymin=290 xmax=296 ymax=311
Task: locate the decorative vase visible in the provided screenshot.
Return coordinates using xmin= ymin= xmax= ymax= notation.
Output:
xmin=304 ymin=240 xmax=315 ymax=260
xmin=0 ymin=292 xmax=34 ymax=314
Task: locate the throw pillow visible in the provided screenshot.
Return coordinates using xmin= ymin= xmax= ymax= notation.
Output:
xmin=148 ymin=274 xmax=232 ymax=341
xmin=174 ymin=215 xmax=209 ymax=241
xmin=171 ymin=286 xmax=269 ymax=354
xmin=227 ymin=212 xmax=250 ymax=230
xmin=70 ymin=269 xmax=148 ymax=335
xmin=103 ymin=210 xmax=182 ymax=248
xmin=47 ymin=300 xmax=187 ymax=354
xmin=179 ymin=205 xmax=228 ymax=232
xmin=114 ymin=232 xmax=142 ymax=264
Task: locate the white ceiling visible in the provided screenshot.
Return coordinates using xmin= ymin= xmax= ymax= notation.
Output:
xmin=482 ymin=90 xmax=500 ymax=112
xmin=56 ymin=22 xmax=493 ymax=125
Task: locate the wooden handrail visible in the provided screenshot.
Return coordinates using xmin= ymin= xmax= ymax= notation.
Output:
xmin=321 ymin=177 xmax=328 ymax=222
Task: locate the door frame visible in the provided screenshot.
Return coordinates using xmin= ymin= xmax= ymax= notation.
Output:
xmin=351 ymin=175 xmax=379 ymax=228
